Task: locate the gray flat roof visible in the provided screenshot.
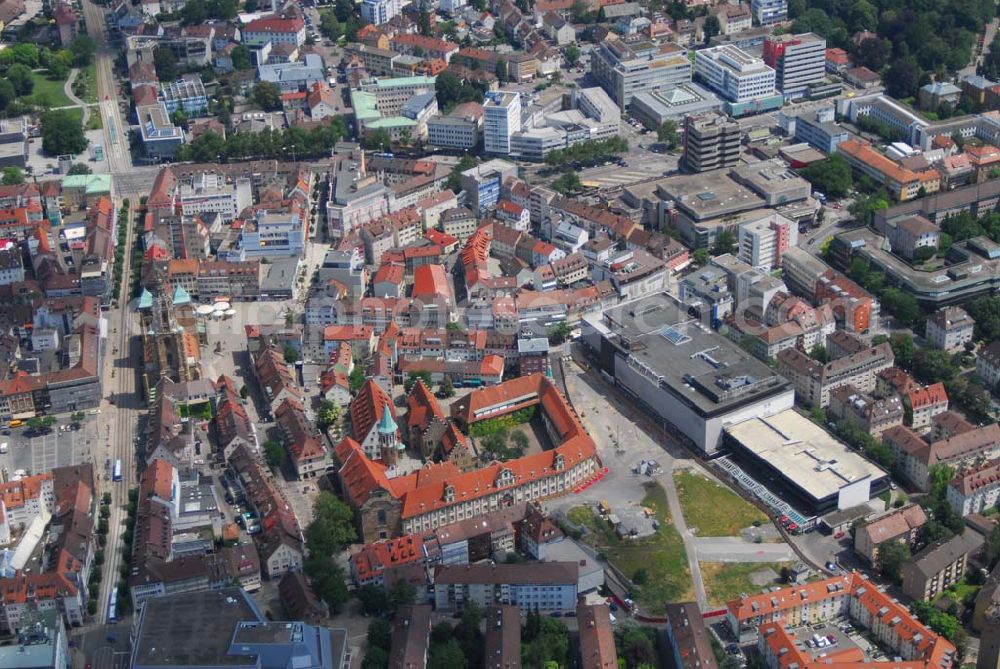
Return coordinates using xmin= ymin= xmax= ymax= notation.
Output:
xmin=595 ymin=293 xmax=788 ymax=414
xmin=726 ymin=409 xmax=887 ymax=502
xmin=133 ymin=588 xmax=262 ymax=668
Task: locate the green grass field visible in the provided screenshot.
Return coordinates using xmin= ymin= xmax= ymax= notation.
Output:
xmin=78 ymin=64 xmax=98 ymax=104
xmin=674 ymin=470 xmax=767 ymax=536
xmin=701 ymin=562 xmax=793 ymax=607
xmin=23 ymin=71 xmax=74 ymax=108
xmin=569 ymin=483 xmax=692 ymax=615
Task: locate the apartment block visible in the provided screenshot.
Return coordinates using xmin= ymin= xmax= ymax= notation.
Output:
xmin=682 ymin=113 xmax=741 ymax=173
xmin=432 ymin=562 xmax=579 ymax=614
xmin=902 ymin=531 xmax=983 ymax=601
xmin=737 ymin=212 xmax=798 ymax=272
xmin=853 ymin=504 xmax=927 ymax=565
xmin=926 ymin=306 xmax=975 ymax=352
xmin=751 ymin=0 xmax=787 ymax=25
xmin=590 ymin=40 xmax=692 ymax=110
xmin=837 ymin=139 xmax=940 ymax=201
xmin=763 ymin=33 xmax=827 ymax=98
xmin=695 ymin=45 xmax=777 ymax=104
xmin=483 ymin=91 xmax=521 ymax=155
xmin=948 ymin=460 xmax=1000 ymax=517
xmin=775 ymin=342 xmax=894 ymax=408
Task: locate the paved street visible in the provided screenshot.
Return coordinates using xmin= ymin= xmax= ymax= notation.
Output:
xmin=694 ymin=537 xmax=796 ymax=563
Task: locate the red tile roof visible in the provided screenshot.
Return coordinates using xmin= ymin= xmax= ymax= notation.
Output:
xmin=350 ymin=379 xmax=398 ymax=444
xmin=412 ymin=264 xmax=450 ymax=299
xmin=246 ymin=17 xmax=305 ymax=34
xmin=908 ymin=382 xmax=948 ymax=410
xmin=406 ymin=380 xmax=445 ymax=434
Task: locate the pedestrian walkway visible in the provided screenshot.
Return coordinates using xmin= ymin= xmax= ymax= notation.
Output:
xmin=63 ymin=68 xmax=92 ymax=128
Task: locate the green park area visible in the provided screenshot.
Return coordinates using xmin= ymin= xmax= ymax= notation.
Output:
xmin=700 ymin=562 xmax=794 ymax=608
xmin=674 ymin=470 xmax=767 ymax=536
xmin=568 ymin=483 xmax=691 ymax=615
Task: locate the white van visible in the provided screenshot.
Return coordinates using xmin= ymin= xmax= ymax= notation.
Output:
xmin=0 ymin=442 xmax=7 ymax=453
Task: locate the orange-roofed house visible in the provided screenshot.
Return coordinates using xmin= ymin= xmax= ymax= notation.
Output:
xmin=405 ymin=380 xmax=448 ymax=458
xmin=729 ymin=572 xmax=956 ymax=669
xmin=411 ymin=264 xmax=454 ymax=320
xmin=0 ymin=571 xmax=84 ymax=631
xmin=495 ymin=198 xmax=530 ymax=231
xmin=323 ymin=325 xmax=376 ymax=358
xmin=138 ymin=459 xmax=179 ymax=515
xmin=373 ymin=263 xmax=406 ymax=298
xmin=906 ymin=382 xmax=949 ymax=429
xmin=0 ymin=473 xmax=54 ymax=528
xmin=837 ymin=139 xmax=940 ymax=201
xmin=966 ymin=143 xmax=1000 ymax=182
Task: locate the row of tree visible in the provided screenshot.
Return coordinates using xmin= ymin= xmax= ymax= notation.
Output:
xmin=174 ymin=118 xmax=348 ymax=163
xmin=543 ymin=136 xmax=629 ymax=167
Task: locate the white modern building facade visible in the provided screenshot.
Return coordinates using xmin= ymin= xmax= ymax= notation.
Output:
xmin=695 ymin=45 xmax=777 ymax=104
xmin=483 ymin=91 xmax=521 ymax=155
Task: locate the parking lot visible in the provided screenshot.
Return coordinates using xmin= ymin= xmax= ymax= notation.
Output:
xmin=0 ymin=417 xmax=98 ymax=480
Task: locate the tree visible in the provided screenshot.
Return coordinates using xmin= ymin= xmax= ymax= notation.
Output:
xmin=47 ymin=58 xmax=69 ymax=81
xmin=305 ymin=492 xmax=357 ymax=556
xmin=495 ymin=59 xmax=508 ymax=82
xmin=7 ymin=63 xmax=33 ymax=96
xmin=548 ymin=321 xmax=572 ymax=345
xmin=714 ymin=229 xmax=736 ymax=255
xmin=799 ymin=155 xmax=853 ymax=198
xmin=401 ymin=371 xmax=432 ymax=395
xmin=317 ymin=400 xmax=342 ymax=430
xmin=263 ymin=440 xmax=285 ymax=469
xmin=231 ymin=45 xmax=252 ymax=71
xmin=69 ymin=35 xmax=96 ymax=67
xmin=657 ymin=119 xmax=680 ymax=149
xmin=349 ymin=366 xmax=366 ymax=394
xmin=283 ymin=344 xmax=301 ymax=364
xmin=41 ymin=110 xmax=87 ymax=155
xmin=621 ymin=628 xmax=657 ymax=667
xmin=0 ymin=79 xmax=14 ymax=111
xmin=885 ymin=59 xmax=919 ymax=99
xmin=1 ymin=167 xmax=23 ymax=185
xmin=361 ymin=646 xmax=388 ymax=669
xmin=446 ymin=154 xmax=477 ymax=192
xmin=703 ymin=14 xmax=721 ymax=44
xmin=441 ymin=375 xmax=455 ymax=398
xmin=367 ymin=619 xmax=393 ymax=652
xmin=319 ymin=11 xmax=341 ymax=40
xmin=564 ymin=43 xmax=580 ymax=66
xmin=888 ymin=333 xmax=915 ymax=369
xmin=552 ymin=170 xmax=581 ymax=194
xmin=67 ymin=163 xmax=92 ymax=175
xmin=877 ymin=540 xmax=910 ymax=583
xmin=253 ymin=82 xmax=282 ymax=111
xmin=428 ymin=639 xmax=466 ymax=669
xmin=510 ymin=430 xmax=529 ymax=452
xmin=388 ymin=580 xmax=416 ymax=609
xmin=808 ymin=345 xmax=828 ymax=363
xmin=435 ymin=72 xmax=484 ymax=111
xmin=363 ymin=128 xmax=392 ymax=151
xmin=357 ymin=585 xmax=390 ymax=616
xmin=418 ymin=8 xmax=432 ymax=35
xmin=853 ymin=37 xmax=887 ymax=70
xmin=693 ymin=248 xmax=710 ymax=265
xmin=929 ymin=464 xmax=956 ymax=500
xmin=8 ymin=44 xmax=39 ymax=67
xmin=985 ymin=523 xmax=1000 ymax=570
xmin=153 ymin=47 xmax=179 ymax=81
xmin=305 ymin=555 xmax=350 ymax=612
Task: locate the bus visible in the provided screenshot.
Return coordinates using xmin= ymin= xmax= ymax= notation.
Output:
xmin=107 ymin=586 xmax=118 ymax=623
xmin=112 ymin=459 xmax=122 ymax=482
